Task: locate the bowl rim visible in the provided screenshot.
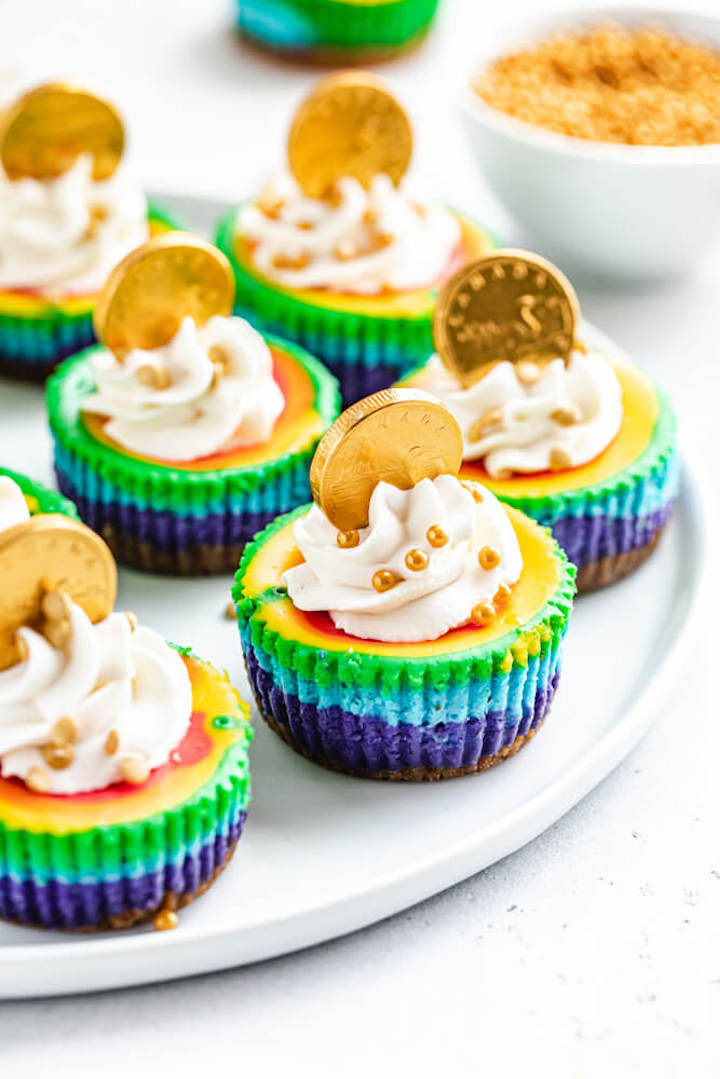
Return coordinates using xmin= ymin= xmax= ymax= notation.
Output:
xmin=463 ymin=4 xmax=720 ymax=165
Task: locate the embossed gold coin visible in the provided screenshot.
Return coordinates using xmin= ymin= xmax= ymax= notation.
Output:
xmin=93 ymin=233 xmax=236 ymax=357
xmin=310 ymin=389 xmax=463 ymax=531
xmin=0 ymin=82 xmax=125 ymax=181
xmin=0 ymin=516 xmax=117 ymax=671
xmin=287 ymin=71 xmax=413 ymax=199
xmin=433 ymin=250 xmax=580 ymax=387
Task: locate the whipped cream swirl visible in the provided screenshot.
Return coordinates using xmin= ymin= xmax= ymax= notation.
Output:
xmin=0 ymin=476 xmax=30 ymax=532
xmin=418 ymin=348 xmax=623 ymax=477
xmin=239 ymin=172 xmax=461 ymax=295
xmin=83 ymin=314 xmax=285 ymax=461
xmin=0 ymin=153 xmax=148 ymax=295
xmin=0 ymin=603 xmax=192 ymax=795
xmin=285 ymin=474 xmax=522 ymax=642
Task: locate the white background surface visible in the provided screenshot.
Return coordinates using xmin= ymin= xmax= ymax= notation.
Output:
xmin=0 ymin=0 xmax=717 ymax=1074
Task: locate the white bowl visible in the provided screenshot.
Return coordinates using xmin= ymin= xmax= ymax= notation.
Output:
xmin=461 ymin=7 xmax=720 ymax=280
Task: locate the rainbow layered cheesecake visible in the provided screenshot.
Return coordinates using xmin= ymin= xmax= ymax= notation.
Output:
xmin=234 ymin=389 xmax=575 ymax=780
xmin=0 ymin=465 xmax=77 ymax=520
xmin=47 ymin=234 xmax=340 ymax=575
xmin=0 ymin=502 xmax=252 ymax=931
xmin=235 ymin=0 xmax=441 ymax=63
xmin=216 ymin=72 xmax=496 ymax=405
xmin=0 ymin=82 xmax=180 ymax=381
xmin=401 ymin=251 xmax=679 ymax=591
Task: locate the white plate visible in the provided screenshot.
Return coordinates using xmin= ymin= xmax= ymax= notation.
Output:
xmin=0 ymin=195 xmax=706 ymax=999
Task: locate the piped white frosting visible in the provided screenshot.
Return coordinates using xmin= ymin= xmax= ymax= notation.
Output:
xmin=0 ymin=476 xmax=192 ymax=795
xmin=239 ymin=172 xmax=461 ymax=295
xmin=0 ymin=605 xmax=192 ymax=795
xmin=418 ymin=348 xmax=623 ymax=477
xmin=0 ymin=476 xmax=30 ymax=532
xmin=284 ymin=474 xmax=522 ymax=642
xmin=82 ymin=314 xmax=285 ymax=461
xmin=0 ymin=153 xmax=148 ymax=295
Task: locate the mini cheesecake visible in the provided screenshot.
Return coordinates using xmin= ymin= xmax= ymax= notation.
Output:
xmin=0 ymin=206 xmax=178 ymax=382
xmin=234 ymin=503 xmax=574 ymax=780
xmin=217 ymin=207 xmax=496 ymax=403
xmin=48 ymin=335 xmax=341 ymax=574
xmin=0 ymin=652 xmax=252 ymax=930
xmin=401 ymin=359 xmax=679 ymax=592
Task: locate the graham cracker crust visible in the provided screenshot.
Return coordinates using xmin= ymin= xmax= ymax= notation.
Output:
xmin=576 ymin=528 xmax=664 ymax=594
xmin=260 ymin=704 xmax=547 ymax=782
xmin=236 ymin=26 xmax=431 ymax=68
xmin=0 ymin=357 xmax=57 ymax=383
xmin=99 ymin=523 xmax=245 ymax=576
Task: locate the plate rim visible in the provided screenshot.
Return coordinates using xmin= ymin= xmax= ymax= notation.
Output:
xmin=0 ymin=467 xmax=704 ymax=999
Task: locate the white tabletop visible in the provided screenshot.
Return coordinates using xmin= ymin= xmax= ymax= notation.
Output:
xmin=0 ymin=0 xmax=717 ymax=1073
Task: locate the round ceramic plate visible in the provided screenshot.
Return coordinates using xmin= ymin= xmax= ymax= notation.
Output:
xmin=0 ymin=196 xmax=706 ymax=999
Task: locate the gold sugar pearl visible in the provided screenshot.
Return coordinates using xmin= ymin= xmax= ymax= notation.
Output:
xmin=137 ymin=364 xmax=171 ymax=390
xmin=296 ymin=220 xmax=315 ymax=231
xmin=549 ymin=447 xmax=572 ymax=471
xmin=120 ymin=755 xmax=150 ymax=786
xmin=551 ymin=406 xmax=580 ymax=427
xmin=471 ymin=602 xmax=495 ymax=626
xmin=493 ymin=583 xmax=512 ymax=607
xmin=272 ymin=252 xmax=309 ymax=271
xmin=154 ymin=909 xmax=179 ymax=932
xmin=463 ymin=483 xmax=484 ymax=503
xmin=372 ymin=569 xmax=399 ymax=593
xmin=44 ymin=618 xmax=71 ymax=650
xmin=405 ymin=548 xmax=429 ymax=572
xmin=478 ymin=545 xmax=501 ymax=570
xmin=258 ymin=197 xmax=285 ymax=220
xmin=515 ymin=360 xmax=541 ymax=385
xmin=26 ymin=766 xmax=51 ymax=793
xmin=337 ymin=529 xmax=359 ymax=549
xmin=426 ymin=525 xmax=448 ymax=548
xmin=41 ymin=589 xmax=70 ymax=622
xmin=210 ymin=361 xmax=225 ymax=389
xmin=50 ymin=716 xmax=78 ymax=746
xmin=105 ymin=729 xmax=120 ymax=756
xmin=43 ymin=744 xmax=74 ymax=771
xmin=334 ymin=240 xmax=358 ymax=261
xmin=373 ymin=232 xmax=395 ymax=250
xmin=208 ymin=344 xmax=230 ymax=372
xmin=468 ymin=407 xmax=503 ymax=443
xmin=154 ymin=366 xmax=171 ymax=389
xmin=363 ymin=208 xmax=379 ymax=226
xmin=224 ymin=601 xmax=236 ymax=620
xmin=125 ymin=611 xmax=139 ymax=632
xmin=84 ymin=204 xmax=108 ymax=240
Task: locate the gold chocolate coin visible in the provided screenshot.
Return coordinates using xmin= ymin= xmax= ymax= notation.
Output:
xmin=93 ymin=233 xmax=236 ymax=357
xmin=310 ymin=389 xmax=463 ymax=532
xmin=433 ymin=250 xmax=580 ymax=387
xmin=0 ymin=82 xmax=124 ymax=182
xmin=287 ymin=71 xmax=413 ymax=199
xmin=0 ymin=515 xmax=117 ymax=671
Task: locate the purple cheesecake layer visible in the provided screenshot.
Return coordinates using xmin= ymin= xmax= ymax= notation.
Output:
xmin=321 ymin=359 xmax=403 ymax=406
xmin=547 ymin=503 xmax=674 ymax=570
xmin=0 ymin=813 xmax=246 ymax=931
xmin=56 ymin=473 xmax=276 ymax=554
xmin=247 ymin=646 xmax=559 ymax=776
